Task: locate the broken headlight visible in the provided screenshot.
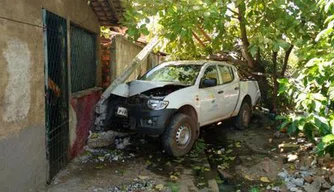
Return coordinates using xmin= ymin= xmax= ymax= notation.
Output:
xmin=147 ymin=100 xmax=169 ymax=110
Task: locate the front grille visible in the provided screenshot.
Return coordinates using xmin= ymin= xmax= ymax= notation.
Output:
xmin=127 ymin=95 xmax=147 ymax=106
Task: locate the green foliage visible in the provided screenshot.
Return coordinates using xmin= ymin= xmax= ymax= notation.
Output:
xmin=100 ymin=26 xmax=112 ymax=38
xmin=192 ymin=138 xmax=207 ymax=154
xmin=167 ymin=182 xmax=180 ymax=192
xmin=121 ymin=0 xmax=231 ymax=59
xmin=317 ymin=134 xmax=334 ymax=155
xmin=277 ymin=59 xmax=334 ymax=156
xmin=277 ymin=0 xmax=334 ymax=156
xmin=249 ymin=187 xmax=260 ymax=192
xmin=121 ymin=0 xmax=325 ymax=61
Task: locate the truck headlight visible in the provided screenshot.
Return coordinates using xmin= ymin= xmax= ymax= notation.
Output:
xmin=147 ymin=100 xmax=169 ymax=110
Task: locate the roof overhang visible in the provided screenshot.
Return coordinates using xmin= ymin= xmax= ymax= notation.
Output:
xmin=90 ymin=0 xmax=124 ymax=26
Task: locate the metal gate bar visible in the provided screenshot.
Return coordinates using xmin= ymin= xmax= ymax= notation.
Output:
xmin=43 ymin=9 xmax=69 ymax=182
xmin=70 ymin=24 xmax=97 ymax=93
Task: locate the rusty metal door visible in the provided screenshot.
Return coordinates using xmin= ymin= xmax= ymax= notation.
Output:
xmin=43 ymin=9 xmax=69 ymax=182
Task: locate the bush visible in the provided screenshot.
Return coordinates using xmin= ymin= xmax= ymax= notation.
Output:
xmin=277 ymin=58 xmax=334 ymax=156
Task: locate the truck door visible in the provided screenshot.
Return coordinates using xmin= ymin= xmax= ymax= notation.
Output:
xmin=198 ymin=65 xmax=223 ymax=125
xmin=216 ymin=64 xmax=239 ymax=118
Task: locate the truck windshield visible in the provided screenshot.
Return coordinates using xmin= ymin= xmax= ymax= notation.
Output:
xmin=140 ymin=64 xmax=202 ymax=85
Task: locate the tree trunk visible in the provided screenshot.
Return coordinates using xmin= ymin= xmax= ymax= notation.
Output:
xmin=237 ymin=2 xmax=270 ymax=108
xmin=237 ymin=2 xmax=256 ymax=70
xmin=281 ymin=45 xmax=293 ymax=77
xmin=272 ymin=51 xmax=278 ymax=113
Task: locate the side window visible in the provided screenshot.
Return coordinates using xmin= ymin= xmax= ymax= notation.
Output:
xmin=218 ymin=65 xmax=234 ymax=84
xmin=202 ymin=65 xmax=220 ymax=85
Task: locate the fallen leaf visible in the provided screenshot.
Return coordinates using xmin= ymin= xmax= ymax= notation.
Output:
xmin=235 ymin=142 xmax=242 ymax=148
xmin=155 ymin=184 xmax=164 ymax=191
xmin=173 ymin=158 xmax=184 ymax=163
xmin=98 ymin=156 xmax=105 ymax=162
xmin=165 ymin=161 xmax=172 ymax=166
xmin=245 ymin=175 xmax=254 ymax=181
xmin=197 ymin=182 xmax=206 ymax=186
xmin=226 ymin=149 xmax=233 ymax=154
xmin=287 ymin=154 xmax=298 ymax=162
xmin=170 ymin=175 xmax=178 ymax=181
xmin=89 ymin=133 xmax=99 ymax=139
xmin=260 ymin=176 xmax=270 ymax=183
xmin=95 ymin=165 xmax=104 ymax=169
xmin=146 ymin=160 xmax=152 ymax=165
xmin=217 ymin=163 xmax=229 ymax=170
xmin=138 ymin=175 xmax=149 ymax=180
xmin=229 ymin=156 xmax=236 ymax=161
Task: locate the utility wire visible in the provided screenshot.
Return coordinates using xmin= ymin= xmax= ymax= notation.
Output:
xmin=0 ymin=15 xmax=43 ymax=29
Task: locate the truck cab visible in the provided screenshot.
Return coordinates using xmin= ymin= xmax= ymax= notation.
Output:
xmin=104 ymin=60 xmax=261 ymax=156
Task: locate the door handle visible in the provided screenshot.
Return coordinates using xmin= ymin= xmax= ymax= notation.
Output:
xmin=218 ymin=90 xmax=224 ymax=94
xmin=234 ymin=87 xmax=239 ymax=90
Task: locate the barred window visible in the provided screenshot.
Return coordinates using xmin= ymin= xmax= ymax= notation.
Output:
xmin=70 ymin=24 xmax=97 ymax=93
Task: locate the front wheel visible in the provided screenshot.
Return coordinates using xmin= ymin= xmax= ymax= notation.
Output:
xmin=234 ymin=101 xmax=252 ymax=130
xmin=161 ymin=113 xmax=196 ymax=157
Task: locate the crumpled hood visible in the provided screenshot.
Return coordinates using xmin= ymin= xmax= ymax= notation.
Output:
xmin=111 ymin=80 xmax=186 ymax=97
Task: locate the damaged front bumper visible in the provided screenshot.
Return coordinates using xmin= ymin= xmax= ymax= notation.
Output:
xmin=105 ymin=96 xmax=176 ymax=136
xmin=128 ymin=107 xmax=176 ymax=135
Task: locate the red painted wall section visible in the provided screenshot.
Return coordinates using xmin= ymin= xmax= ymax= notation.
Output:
xmin=69 ymin=90 xmax=101 ymax=159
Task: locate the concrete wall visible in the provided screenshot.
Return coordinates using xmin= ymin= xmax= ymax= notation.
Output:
xmin=110 ymin=35 xmax=162 ymax=83
xmin=0 ymin=0 xmax=99 ymax=191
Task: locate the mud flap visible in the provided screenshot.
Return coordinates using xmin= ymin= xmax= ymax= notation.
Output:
xmin=196 ymin=123 xmax=200 ymax=138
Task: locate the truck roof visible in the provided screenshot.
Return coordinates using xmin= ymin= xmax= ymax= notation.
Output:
xmin=161 ymin=60 xmax=233 ymax=67
xmin=161 ymin=60 xmax=208 ymax=65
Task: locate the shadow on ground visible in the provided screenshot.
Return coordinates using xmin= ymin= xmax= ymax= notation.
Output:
xmin=47 ymin=132 xmax=216 ymax=191
xmin=46 ymin=111 xmax=334 ymax=192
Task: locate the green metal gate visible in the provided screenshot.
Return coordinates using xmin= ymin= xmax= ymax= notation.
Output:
xmin=70 ymin=24 xmax=97 ymax=93
xmin=43 ymin=9 xmax=69 ymax=182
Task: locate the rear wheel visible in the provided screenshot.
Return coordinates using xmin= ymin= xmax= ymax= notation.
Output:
xmin=161 ymin=113 xmax=196 ymax=157
xmin=234 ymin=101 xmax=252 ymax=130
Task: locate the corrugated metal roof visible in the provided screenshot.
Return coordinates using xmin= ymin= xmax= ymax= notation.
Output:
xmin=90 ymin=0 xmax=123 ymax=26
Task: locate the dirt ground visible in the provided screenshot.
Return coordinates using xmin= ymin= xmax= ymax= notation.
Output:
xmin=45 ymin=111 xmax=334 ymax=192
xmin=46 ymin=134 xmax=218 ymax=192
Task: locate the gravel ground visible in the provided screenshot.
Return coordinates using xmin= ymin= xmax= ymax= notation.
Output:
xmin=46 ymin=135 xmax=218 ymax=192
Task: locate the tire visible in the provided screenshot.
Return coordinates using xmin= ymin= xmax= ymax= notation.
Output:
xmin=234 ymin=101 xmax=252 ymax=130
xmin=161 ymin=113 xmax=196 ymax=157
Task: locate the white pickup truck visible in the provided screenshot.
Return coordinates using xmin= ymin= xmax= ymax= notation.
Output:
xmin=104 ymin=60 xmax=261 ymax=156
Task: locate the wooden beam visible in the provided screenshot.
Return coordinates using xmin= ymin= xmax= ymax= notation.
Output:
xmin=192 ymin=31 xmax=205 ymax=47
xmin=197 ymin=25 xmax=211 ymax=42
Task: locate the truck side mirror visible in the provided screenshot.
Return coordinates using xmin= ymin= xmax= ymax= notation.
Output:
xmin=201 ymin=78 xmax=217 ymax=88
